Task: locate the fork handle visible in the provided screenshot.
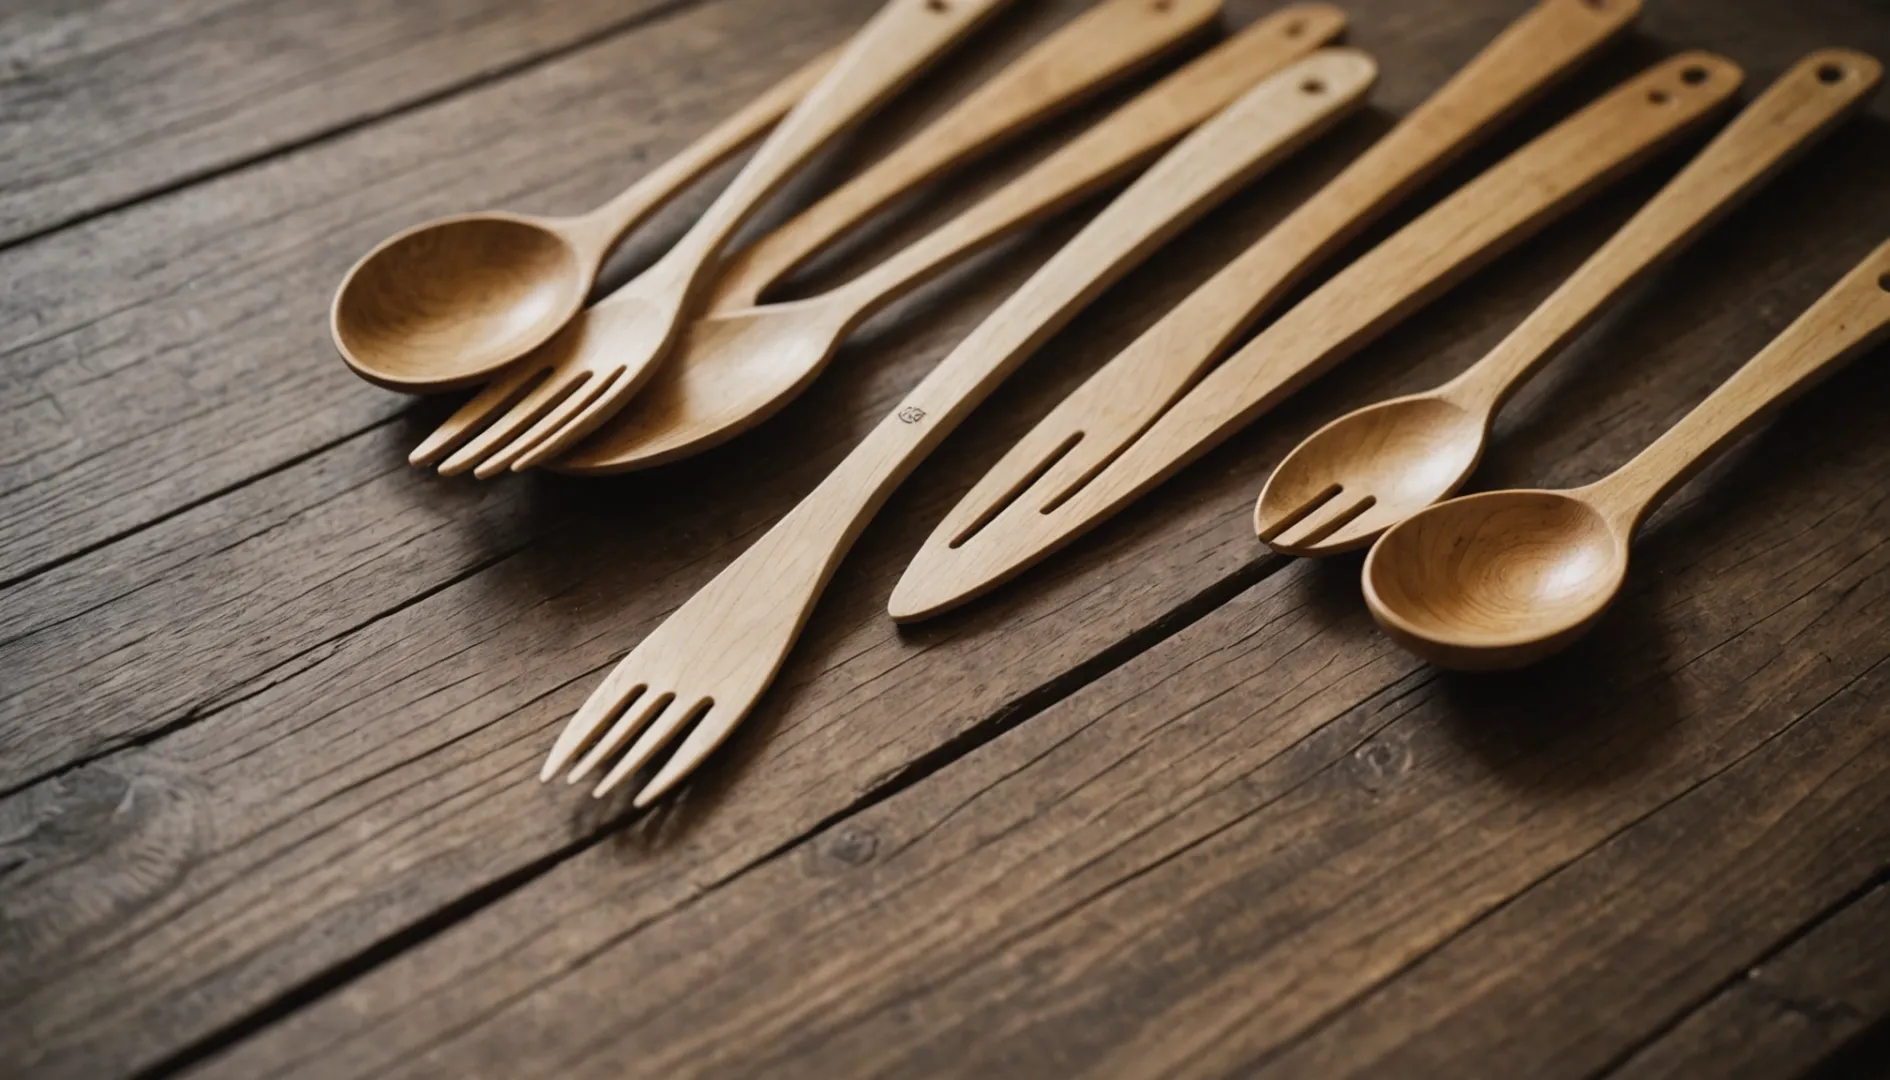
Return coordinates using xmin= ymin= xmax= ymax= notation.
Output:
xmin=560 ymin=46 xmax=842 ymax=262
xmin=1448 ymin=50 xmax=1884 ymax=413
xmin=1586 ymin=238 xmax=1890 ymax=531
xmin=650 ymin=0 xmax=1015 ymax=292
xmin=710 ymin=0 xmax=1227 ymax=310
xmin=734 ymin=50 xmax=1375 ymax=604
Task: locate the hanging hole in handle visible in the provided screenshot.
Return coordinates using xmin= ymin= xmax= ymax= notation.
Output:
xmin=1878 ymin=271 xmax=1890 ymax=293
xmin=1817 ymin=62 xmax=1846 ymax=85
xmin=1301 ymin=78 xmax=1326 ymax=95
xmin=925 ymin=0 xmax=949 ymax=12
xmin=1152 ymin=0 xmax=1173 ymax=11
xmin=1680 ymin=65 xmax=1710 ymax=85
xmin=1647 ymin=89 xmax=1671 ymax=105
xmin=1283 ymin=18 xmax=1306 ymax=36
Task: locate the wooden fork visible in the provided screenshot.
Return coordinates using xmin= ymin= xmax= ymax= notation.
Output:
xmin=414 ymin=0 xmax=1014 ymax=478
xmin=540 ymin=49 xmax=1378 ymax=804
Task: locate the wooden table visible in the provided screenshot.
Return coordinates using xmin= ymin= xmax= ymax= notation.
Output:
xmin=5 ymin=1 xmax=1890 ymax=1077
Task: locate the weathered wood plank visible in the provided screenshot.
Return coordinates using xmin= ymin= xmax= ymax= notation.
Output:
xmin=187 ymin=309 xmax=1890 ymax=1079
xmin=1605 ymin=882 xmax=1890 ymax=1079
xmin=0 ymin=8 xmax=1620 ymax=1070
xmin=13 ymin=107 xmax=1883 ymax=1080
xmin=0 ymin=0 xmax=710 ymax=247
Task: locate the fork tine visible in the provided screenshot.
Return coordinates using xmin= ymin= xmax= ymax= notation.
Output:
xmin=1255 ymin=483 xmax=1342 ymax=544
xmin=410 ymin=363 xmax=546 ymax=467
xmin=472 ymin=367 xmax=627 ymax=478
xmin=509 ymin=367 xmax=640 ymax=472
xmin=540 ymin=662 xmax=649 ymax=781
xmin=439 ymin=371 xmax=587 ymax=477
xmin=630 ymin=701 xmax=743 ymax=808
xmin=1270 ymin=493 xmax=1377 ymax=553
xmin=568 ymin=690 xmax=673 ymax=783
xmin=592 ymin=697 xmax=710 ymax=799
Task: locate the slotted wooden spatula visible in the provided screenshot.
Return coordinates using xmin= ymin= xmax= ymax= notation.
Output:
xmin=891 ymin=46 xmax=1743 ymax=620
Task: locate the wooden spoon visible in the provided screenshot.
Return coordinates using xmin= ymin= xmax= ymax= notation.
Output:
xmin=553 ymin=4 xmax=1345 ymax=474
xmin=1258 ymin=50 xmax=1882 ymax=556
xmin=408 ymin=0 xmax=1016 ymax=477
xmin=1364 ymin=238 xmax=1890 ymax=670
xmin=331 ymin=47 xmax=839 ymax=392
xmin=539 ymin=52 xmax=1377 ymax=805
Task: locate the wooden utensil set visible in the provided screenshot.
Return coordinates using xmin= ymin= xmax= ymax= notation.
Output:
xmin=335 ymin=0 xmax=1890 ymax=804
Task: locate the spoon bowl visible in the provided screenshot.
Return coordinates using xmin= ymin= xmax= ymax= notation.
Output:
xmin=334 ymin=213 xmax=590 ymax=391
xmin=554 ymin=300 xmax=852 ymax=472
xmin=1258 ymin=394 xmax=1485 ymax=554
xmin=1363 ymin=489 xmax=1627 ymax=670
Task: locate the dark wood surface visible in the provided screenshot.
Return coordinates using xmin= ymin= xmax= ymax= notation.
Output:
xmin=4 ymin=1 xmax=1889 ymax=1077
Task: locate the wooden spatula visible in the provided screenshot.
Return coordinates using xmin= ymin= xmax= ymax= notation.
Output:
xmin=890 ymin=47 xmax=1743 ymax=621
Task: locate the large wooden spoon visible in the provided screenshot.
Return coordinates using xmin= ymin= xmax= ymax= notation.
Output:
xmin=1257 ymin=49 xmax=1881 ymax=556
xmin=1364 ymin=238 xmax=1890 ymax=670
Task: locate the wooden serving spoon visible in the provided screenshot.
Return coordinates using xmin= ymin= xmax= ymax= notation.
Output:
xmin=411 ymin=0 xmax=1220 ymax=475
xmin=553 ymin=4 xmax=1345 ymax=474
xmin=1364 ymin=238 xmax=1890 ymax=671
xmin=408 ymin=0 xmax=1015 ymax=476
xmin=331 ymin=47 xmax=839 ymax=392
xmin=539 ymin=52 xmax=1377 ymax=805
xmin=1257 ymin=50 xmax=1882 ymax=556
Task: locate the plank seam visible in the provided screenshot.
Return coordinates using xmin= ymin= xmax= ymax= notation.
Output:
xmin=0 ymin=532 xmax=530 ymax=802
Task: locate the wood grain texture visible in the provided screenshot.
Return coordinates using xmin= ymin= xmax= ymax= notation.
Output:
xmin=0 ymin=0 xmax=698 ymax=247
xmin=1610 ymin=882 xmax=1890 ymax=1079
xmin=3 ymin=1 xmax=1890 ymax=1079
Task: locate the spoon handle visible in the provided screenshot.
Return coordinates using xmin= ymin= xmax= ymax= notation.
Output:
xmin=710 ymin=0 xmax=1230 ymax=310
xmin=1587 ymin=238 xmax=1890 ymax=531
xmin=564 ymin=46 xmax=843 ymax=260
xmin=1449 ymin=50 xmax=1884 ymax=413
xmin=649 ymin=0 xmax=1014 ymax=287
xmin=825 ymin=13 xmax=1352 ymax=322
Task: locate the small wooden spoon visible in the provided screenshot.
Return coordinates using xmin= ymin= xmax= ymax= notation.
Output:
xmin=1364 ymin=238 xmax=1890 ymax=671
xmin=1257 ymin=50 xmax=1881 ymax=556
xmin=331 ymin=47 xmax=838 ymax=392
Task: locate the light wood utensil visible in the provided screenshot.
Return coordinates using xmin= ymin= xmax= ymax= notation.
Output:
xmin=1365 ymin=237 xmax=1890 ymax=670
xmin=332 ymin=47 xmax=839 ymax=392
xmin=409 ymin=0 xmax=1016 ymax=477
xmin=555 ymin=4 xmax=1346 ymax=474
xmin=889 ymin=48 xmax=1741 ymax=622
xmin=540 ymin=50 xmax=1378 ymax=804
xmin=1259 ymin=49 xmax=1882 ymax=555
